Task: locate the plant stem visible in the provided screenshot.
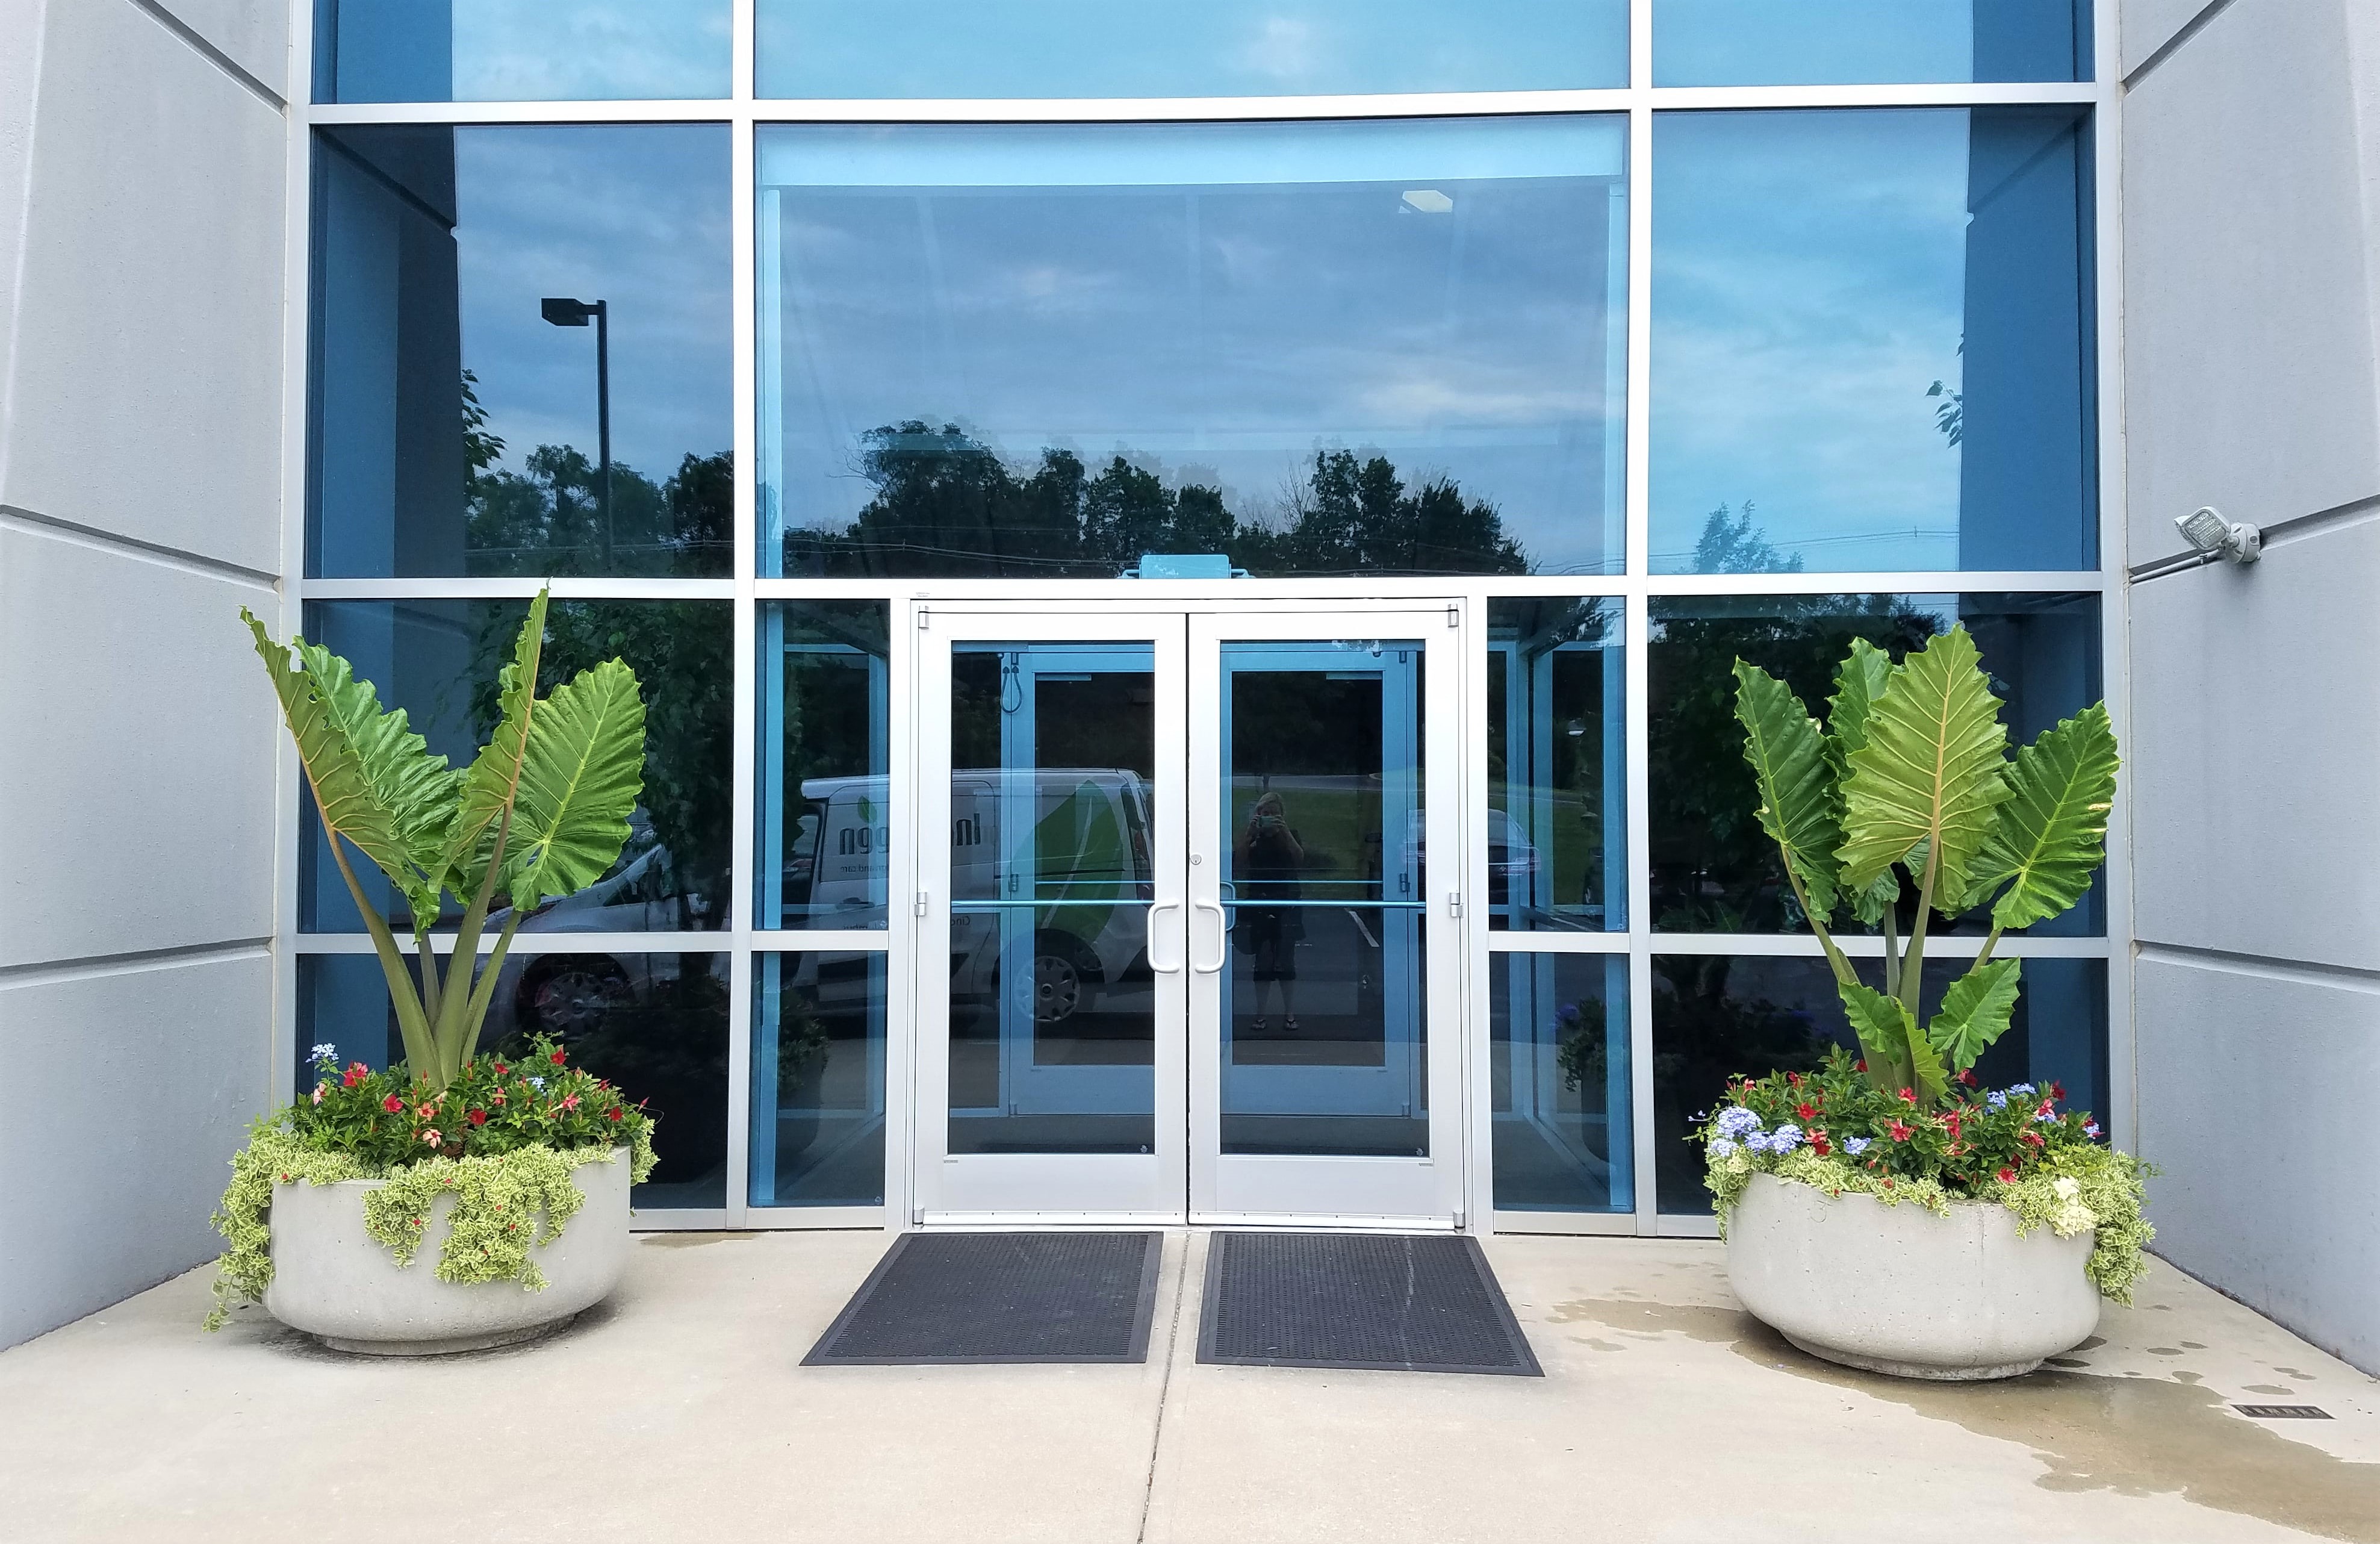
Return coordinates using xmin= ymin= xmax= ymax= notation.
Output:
xmin=458 ymin=911 xmax=526 ymax=1069
xmin=326 ymin=835 xmax=435 ymax=1072
xmin=1974 ymin=922 xmax=2004 ymax=968
xmin=1880 ymin=895 xmax=1901 ymax=1003
xmin=1900 ymin=841 xmax=1939 ymax=1019
xmin=1782 ymin=864 xmax=1857 ymax=989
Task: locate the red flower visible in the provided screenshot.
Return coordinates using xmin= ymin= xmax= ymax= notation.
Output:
xmin=561 ymin=1094 xmax=581 ymax=1112
xmin=607 ymin=1107 xmax=624 ymax=1123
xmin=1888 ymin=1119 xmax=1913 ymax=1142
xmin=1956 ymin=1069 xmax=1977 ymax=1086
xmin=1996 ymin=1166 xmax=2017 ymax=1184
xmin=2051 ymin=1081 xmax=2066 ymax=1101
xmin=1810 ymin=1134 xmax=1831 ymax=1156
xmin=343 ymin=1063 xmax=368 ymax=1088
xmin=1854 ymin=1059 xmax=1867 ymax=1073
xmin=492 ymin=1091 xmax=506 ymax=1106
xmin=1897 ymin=1088 xmax=1916 ymax=1105
xmin=494 ymin=1062 xmax=509 ymax=1076
xmin=416 ymin=1103 xmax=437 ymax=1121
xmin=1786 ymin=1072 xmax=1803 ymax=1088
xmin=2021 ymin=1130 xmax=2045 ymax=1149
xmin=550 ymin=1050 xmax=567 ymax=1065
xmin=1794 ymin=1103 xmax=1816 ymax=1122
xmin=382 ymin=1094 xmax=405 ymax=1113
xmin=468 ymin=1108 xmax=488 ymax=1127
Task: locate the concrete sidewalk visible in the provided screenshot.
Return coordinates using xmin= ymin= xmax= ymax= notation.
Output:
xmin=1 ymin=1231 xmax=2375 ymax=1543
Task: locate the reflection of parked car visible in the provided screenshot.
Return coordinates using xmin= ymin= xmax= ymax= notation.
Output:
xmin=792 ymin=770 xmax=1154 ymax=1025
xmin=1400 ymin=809 xmax=1543 ymax=905
xmin=480 ymin=826 xmax=698 ymax=1044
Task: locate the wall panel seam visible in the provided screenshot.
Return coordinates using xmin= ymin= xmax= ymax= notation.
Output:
xmin=0 ymin=505 xmax=280 ymax=587
xmin=2136 ymin=940 xmax=2380 ymax=994
xmin=121 ymin=0 xmax=288 ymax=111
xmin=0 ymin=938 xmax=275 ymax=989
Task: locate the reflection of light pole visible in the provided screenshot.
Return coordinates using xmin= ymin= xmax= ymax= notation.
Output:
xmin=541 ymin=296 xmax=611 ymax=564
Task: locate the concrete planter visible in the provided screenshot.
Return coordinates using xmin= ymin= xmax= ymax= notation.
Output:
xmin=262 ymin=1148 xmax=632 ymax=1356
xmin=1725 ymin=1172 xmax=2099 ymax=1380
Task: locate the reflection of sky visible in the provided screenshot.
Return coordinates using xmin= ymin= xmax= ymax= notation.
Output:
xmin=454 ymin=127 xmax=732 ymax=482
xmin=1652 ymin=0 xmax=2081 ymax=86
xmin=759 ymin=0 xmax=1627 ymax=98
xmin=760 ymin=119 xmax=1628 ymax=575
xmin=328 ymin=0 xmax=730 ymax=101
xmin=1649 ymin=110 xmax=1971 ymax=573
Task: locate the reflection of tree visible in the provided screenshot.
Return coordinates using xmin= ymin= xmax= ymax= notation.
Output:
xmin=1651 ymin=955 xmax=1834 ymax=1209
xmin=783 ymin=420 xmax=1530 ymax=577
xmin=461 ymin=371 xmax=732 ymax=578
xmin=1691 ymin=501 xmax=1803 ymax=575
xmin=1649 ymin=507 xmax=1935 ymax=932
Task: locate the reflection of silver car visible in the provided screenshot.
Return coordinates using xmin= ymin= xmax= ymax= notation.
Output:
xmin=794 ymin=770 xmax=1154 ymax=1025
xmin=1400 ymin=809 xmax=1544 ymax=903
xmin=481 ymin=831 xmax=695 ymax=1044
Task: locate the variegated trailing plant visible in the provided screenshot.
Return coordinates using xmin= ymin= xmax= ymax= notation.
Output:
xmin=241 ymin=591 xmax=647 ymax=1091
xmin=1731 ymin=625 xmax=2120 ymax=1107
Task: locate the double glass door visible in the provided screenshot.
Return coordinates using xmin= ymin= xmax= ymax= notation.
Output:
xmin=915 ymin=605 xmax=1463 ymax=1225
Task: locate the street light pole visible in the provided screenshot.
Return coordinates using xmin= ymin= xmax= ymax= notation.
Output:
xmin=541 ymin=296 xmax=613 ymax=565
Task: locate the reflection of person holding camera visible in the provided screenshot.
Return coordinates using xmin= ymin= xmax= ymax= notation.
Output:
xmin=1235 ymin=792 xmax=1306 ymax=1031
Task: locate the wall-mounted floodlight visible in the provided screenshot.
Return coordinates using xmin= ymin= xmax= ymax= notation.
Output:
xmin=2175 ymin=506 xmax=2261 ymax=564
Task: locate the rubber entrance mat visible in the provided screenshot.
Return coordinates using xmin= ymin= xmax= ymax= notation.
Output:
xmin=803 ymin=1232 xmax=1163 ymax=1365
xmin=1198 ymin=1232 xmax=1542 ymax=1376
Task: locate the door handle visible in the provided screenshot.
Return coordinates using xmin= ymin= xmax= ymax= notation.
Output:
xmin=1192 ymin=898 xmax=1228 ymax=974
xmin=1146 ymin=899 xmax=1183 ymax=973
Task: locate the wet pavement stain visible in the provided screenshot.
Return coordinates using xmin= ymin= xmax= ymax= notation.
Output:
xmin=638 ymin=1231 xmax=756 ymax=1248
xmin=1548 ymin=1297 xmax=2380 ymax=1542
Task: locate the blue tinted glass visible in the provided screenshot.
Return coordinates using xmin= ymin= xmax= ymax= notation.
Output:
xmin=1488 ymin=598 xmax=1626 ymax=932
xmin=753 ymin=953 xmax=887 ymax=1207
xmin=1653 ymin=0 xmax=2085 ymax=85
xmin=299 ymin=600 xmax=733 ymax=933
xmin=1650 ymin=109 xmax=2095 ymax=574
xmin=316 ymin=0 xmax=730 ymax=102
xmin=761 ymin=604 xmax=892 ymax=929
xmin=1651 ymin=956 xmax=2107 ymax=1212
xmin=309 ymin=126 xmax=732 ymax=577
xmin=759 ymin=0 xmax=1626 ymax=98
xmin=759 ymin=118 xmax=1628 ymax=578
xmin=1492 ymin=953 xmax=1632 ymax=1212
xmin=1648 ymin=591 xmax=2104 ymax=935
xmin=298 ymin=952 xmax=731 ymax=1209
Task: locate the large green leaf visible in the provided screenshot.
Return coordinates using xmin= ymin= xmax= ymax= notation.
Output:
xmin=439 ymin=595 xmax=549 ymax=900
xmin=1824 ymin=639 xmax=1902 ymax=924
xmin=1837 ymin=626 xmax=2012 ymax=903
xmin=1971 ymin=705 xmax=2119 ymax=932
xmin=1732 ymin=661 xmax=1841 ymax=919
xmin=1837 ymin=981 xmax=1915 ymax=1095
xmin=505 ymin=658 xmax=647 ymax=911
xmin=243 ymin=611 xmax=453 ymax=908
xmin=1926 ymin=957 xmax=2023 ymax=1071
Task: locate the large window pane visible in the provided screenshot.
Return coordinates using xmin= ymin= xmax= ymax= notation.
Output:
xmin=309 ymin=126 xmax=731 ymax=577
xmin=1650 ymin=109 xmax=2094 ymax=574
xmin=1488 ymin=597 xmax=1624 ymax=932
xmin=759 ymin=118 xmax=1628 ymax=578
xmin=1651 ymin=954 xmax=2108 ymax=1212
xmin=759 ymin=0 xmax=1627 ymax=99
xmin=1492 ymin=953 xmax=1632 ymax=1212
xmin=315 ymin=0 xmax=730 ymax=102
xmin=752 ymin=953 xmax=887 ymax=1208
xmin=300 ymin=600 xmax=733 ymax=933
xmin=298 ymin=951 xmax=732 ymax=1210
xmin=760 ymin=603 xmax=892 ymax=929
xmin=1653 ymin=1 xmax=2086 ymax=86
xmin=1648 ymin=593 xmax=2102 ymax=935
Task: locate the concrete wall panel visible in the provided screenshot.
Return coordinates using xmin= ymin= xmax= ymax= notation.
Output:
xmin=0 ymin=0 xmax=285 ymax=574
xmin=2121 ymin=0 xmax=2380 ymax=564
xmin=0 ymin=525 xmax=279 ymax=968
xmin=2128 ymin=518 xmax=2380 ymax=971
xmin=2135 ymin=952 xmax=2380 ymax=1372
xmin=148 ymin=0 xmax=291 ymax=97
xmin=2120 ymin=0 xmax=2218 ymax=78
xmin=0 ymin=950 xmax=270 ymax=1348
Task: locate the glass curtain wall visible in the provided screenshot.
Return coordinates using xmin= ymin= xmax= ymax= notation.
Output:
xmin=290 ymin=0 xmax=2113 ymax=1231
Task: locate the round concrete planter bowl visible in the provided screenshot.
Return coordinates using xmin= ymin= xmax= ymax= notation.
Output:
xmin=1726 ymin=1172 xmax=2099 ymax=1380
xmin=262 ymin=1148 xmax=632 ymax=1356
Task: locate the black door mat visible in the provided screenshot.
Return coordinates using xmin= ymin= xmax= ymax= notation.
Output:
xmin=803 ymin=1231 xmax=1163 ymax=1366
xmin=1197 ymin=1231 xmax=1543 ymax=1376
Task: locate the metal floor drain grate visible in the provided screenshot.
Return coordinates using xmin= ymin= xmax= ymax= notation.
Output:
xmin=804 ymin=1232 xmax=1162 ymax=1366
xmin=2234 ymin=1404 xmax=2331 ymax=1419
xmin=1196 ymin=1231 xmax=1541 ymax=1377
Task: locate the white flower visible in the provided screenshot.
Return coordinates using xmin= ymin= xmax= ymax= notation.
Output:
xmin=311 ymin=1042 xmax=338 ymax=1063
xmin=312 ymin=1084 xmax=325 ymax=1104
xmin=2052 ymin=1176 xmax=2080 ymax=1201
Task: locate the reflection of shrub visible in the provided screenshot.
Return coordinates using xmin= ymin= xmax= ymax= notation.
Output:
xmin=777 ymin=1001 xmax=831 ymax=1098
xmin=1555 ymin=999 xmax=1608 ymax=1093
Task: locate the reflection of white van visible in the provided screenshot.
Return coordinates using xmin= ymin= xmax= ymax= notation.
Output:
xmin=798 ymin=770 xmax=1155 ymax=1024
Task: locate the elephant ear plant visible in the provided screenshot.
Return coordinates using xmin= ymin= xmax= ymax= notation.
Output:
xmin=205 ymin=593 xmax=660 ymax=1329
xmin=1697 ymin=626 xmax=2152 ymax=1301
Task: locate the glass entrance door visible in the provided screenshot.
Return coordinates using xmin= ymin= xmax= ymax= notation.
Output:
xmin=914 ymin=603 xmax=1462 ymax=1225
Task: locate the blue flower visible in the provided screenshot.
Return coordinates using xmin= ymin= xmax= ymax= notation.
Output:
xmin=2008 ymin=1082 xmax=2036 ymax=1097
xmin=1707 ymin=1136 xmax=1739 ymax=1159
xmin=529 ymin=1076 xmax=545 ymax=1091
xmin=1985 ymin=1091 xmax=2010 ymax=1111
xmin=1766 ymin=1122 xmax=1803 ymax=1154
xmin=1844 ymin=1136 xmax=1872 ymax=1156
xmin=1714 ymin=1106 xmax=1762 ymax=1140
xmin=2034 ymin=1109 xmax=2057 ymax=1123
xmin=310 ymin=1042 xmax=338 ymax=1065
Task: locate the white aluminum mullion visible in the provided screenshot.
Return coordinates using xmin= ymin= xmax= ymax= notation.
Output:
xmin=310 ymin=100 xmax=738 ymax=125
xmin=2092 ymin=0 xmax=2136 ymax=1154
xmin=1642 ymin=933 xmax=2116 ymax=959
xmin=272 ymin=0 xmax=318 ymax=1110
xmin=1621 ymin=52 xmax=1656 ymax=1236
xmin=1486 ymin=932 xmax=1629 ymax=954
xmin=725 ymin=88 xmax=762 ymax=1225
xmin=299 ymin=577 xmax=738 ymax=600
xmin=1642 ymin=569 xmax=2114 ymax=596
xmin=290 ymin=932 xmax=741 ymax=956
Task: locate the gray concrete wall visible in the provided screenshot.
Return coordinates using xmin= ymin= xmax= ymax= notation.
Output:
xmin=0 ymin=0 xmax=288 ymax=1347
xmin=2121 ymin=0 xmax=2380 ymax=1373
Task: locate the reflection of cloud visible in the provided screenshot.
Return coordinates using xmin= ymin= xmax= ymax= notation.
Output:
xmin=1236 ymin=17 xmax=1326 ymax=86
xmin=452 ymin=1 xmax=731 ymax=101
xmin=1355 ymin=370 xmax=1605 ymax=425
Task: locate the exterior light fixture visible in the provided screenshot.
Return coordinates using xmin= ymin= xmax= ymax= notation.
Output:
xmin=1400 ymin=189 xmax=1454 ymax=214
xmin=2174 ymin=505 xmax=2261 ymax=564
xmin=541 ymin=296 xmax=613 ymax=564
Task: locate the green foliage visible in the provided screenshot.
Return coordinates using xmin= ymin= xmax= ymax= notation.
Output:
xmin=242 ymin=594 xmax=648 ymax=1091
xmin=1693 ymin=1049 xmax=2153 ymax=1304
xmin=1727 ymin=624 xmax=2122 ymax=1108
